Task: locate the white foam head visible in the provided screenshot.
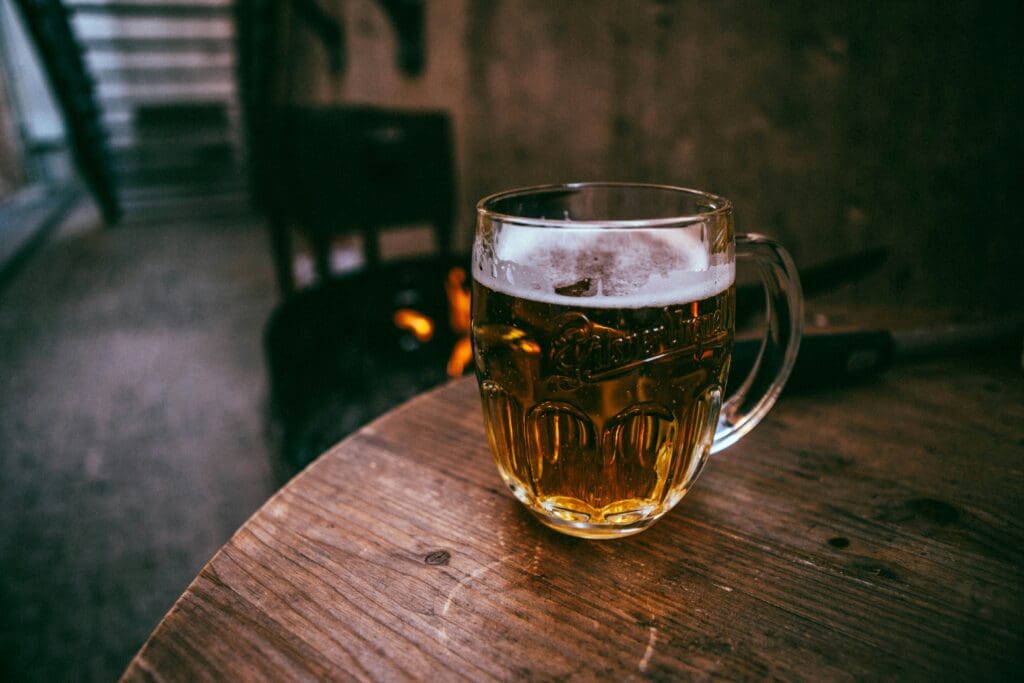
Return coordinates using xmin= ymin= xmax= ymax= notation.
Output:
xmin=475 ymin=224 xmax=734 ymax=308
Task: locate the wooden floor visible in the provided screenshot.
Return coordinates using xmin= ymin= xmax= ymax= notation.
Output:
xmin=0 ymin=200 xmax=280 ymax=680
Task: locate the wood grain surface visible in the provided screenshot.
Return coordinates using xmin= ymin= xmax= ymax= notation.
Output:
xmin=122 ymin=354 xmax=1024 ymax=681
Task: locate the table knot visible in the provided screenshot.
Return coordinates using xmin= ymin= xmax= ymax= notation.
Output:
xmin=424 ymin=550 xmax=451 ymax=566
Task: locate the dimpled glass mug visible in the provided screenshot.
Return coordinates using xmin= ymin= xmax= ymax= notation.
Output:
xmin=470 ymin=183 xmax=802 ymax=539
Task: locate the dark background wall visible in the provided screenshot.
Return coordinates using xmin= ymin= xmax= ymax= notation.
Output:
xmin=276 ymin=0 xmax=1021 ymax=310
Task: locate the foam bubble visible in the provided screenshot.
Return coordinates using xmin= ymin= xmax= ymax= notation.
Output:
xmin=476 ymin=225 xmax=734 ymax=309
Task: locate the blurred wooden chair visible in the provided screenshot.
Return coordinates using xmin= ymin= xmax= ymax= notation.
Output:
xmin=258 ymin=105 xmax=468 ymax=473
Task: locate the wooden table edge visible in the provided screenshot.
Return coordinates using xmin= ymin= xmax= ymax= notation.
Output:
xmin=119 ymin=376 xmax=476 ymax=681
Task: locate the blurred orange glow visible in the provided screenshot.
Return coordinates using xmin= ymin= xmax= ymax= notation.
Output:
xmin=446 ymin=267 xmax=473 ymax=376
xmin=446 ymin=267 xmax=471 ymax=332
xmin=392 ymin=267 xmax=472 ymax=376
xmin=394 ymin=309 xmax=435 ymax=342
xmin=448 ymin=337 xmax=473 ymax=377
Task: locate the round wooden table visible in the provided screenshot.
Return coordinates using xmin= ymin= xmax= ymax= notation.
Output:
xmin=122 ymin=356 xmax=1023 ymax=680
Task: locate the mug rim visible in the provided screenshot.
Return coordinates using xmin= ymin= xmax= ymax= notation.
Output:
xmin=477 ymin=181 xmax=733 ymax=229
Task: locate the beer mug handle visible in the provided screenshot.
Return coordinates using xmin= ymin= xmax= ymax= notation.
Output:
xmin=711 ymin=233 xmax=803 ymax=454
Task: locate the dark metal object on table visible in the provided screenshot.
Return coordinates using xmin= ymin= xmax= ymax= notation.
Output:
xmin=732 ymin=246 xmax=1024 ymax=391
xmin=732 ymin=316 xmax=1024 ymax=393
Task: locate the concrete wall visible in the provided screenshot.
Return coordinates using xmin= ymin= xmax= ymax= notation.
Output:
xmin=273 ymin=0 xmax=1020 ymax=309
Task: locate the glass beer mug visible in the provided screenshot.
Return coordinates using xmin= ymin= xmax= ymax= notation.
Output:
xmin=471 ymin=183 xmax=802 ymax=538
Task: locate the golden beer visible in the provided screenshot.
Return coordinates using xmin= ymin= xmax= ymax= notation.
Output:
xmin=472 ymin=231 xmax=735 ymax=538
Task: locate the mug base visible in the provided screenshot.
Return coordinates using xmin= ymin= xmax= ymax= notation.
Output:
xmin=530 ymin=509 xmax=662 ymax=540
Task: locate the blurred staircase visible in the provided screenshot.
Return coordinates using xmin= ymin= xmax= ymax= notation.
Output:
xmin=67 ymin=0 xmax=248 ymax=222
